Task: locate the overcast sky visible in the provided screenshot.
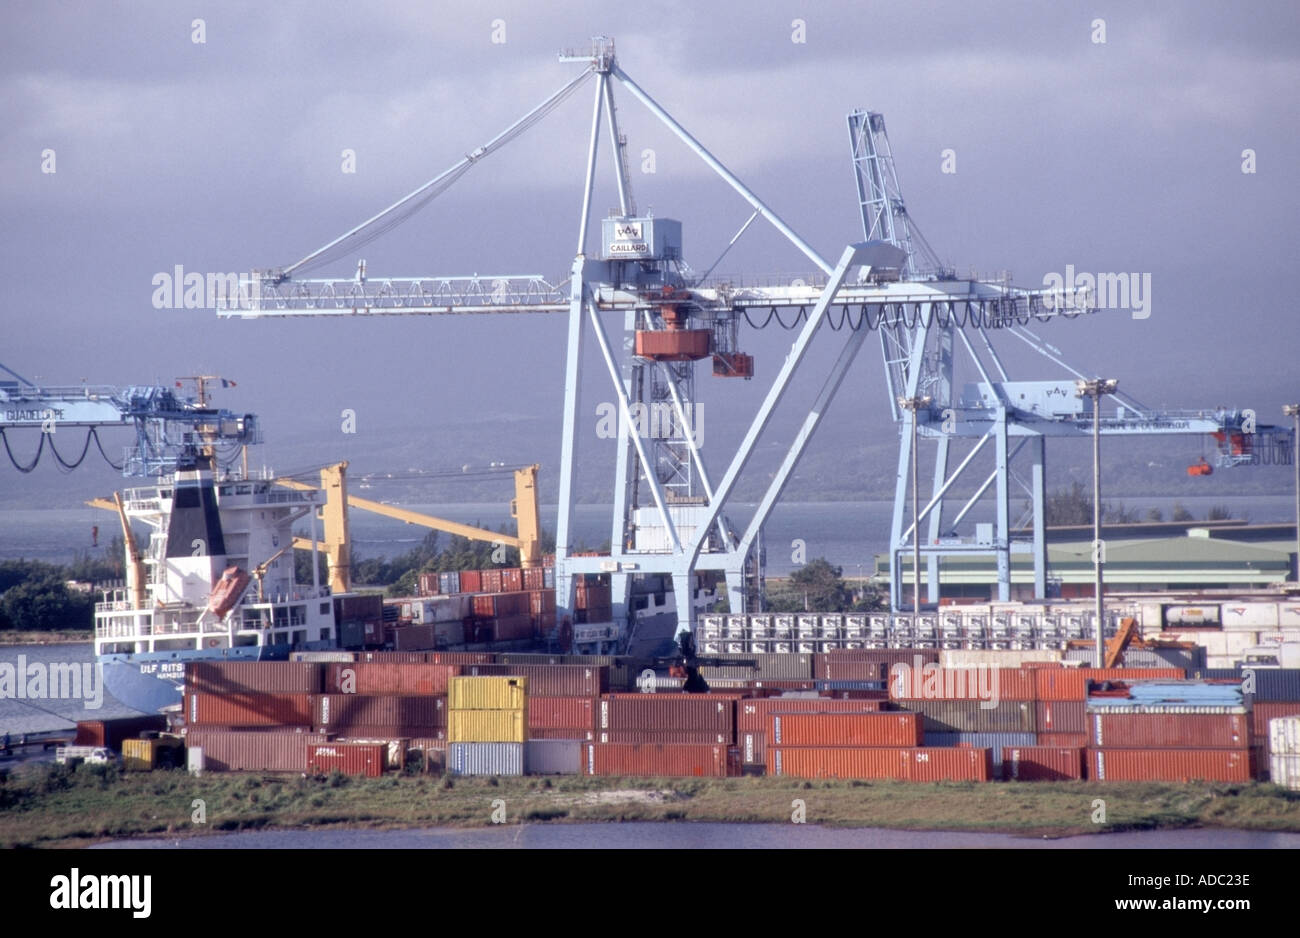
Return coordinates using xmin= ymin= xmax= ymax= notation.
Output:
xmin=2 ymin=1 xmax=1298 ymax=511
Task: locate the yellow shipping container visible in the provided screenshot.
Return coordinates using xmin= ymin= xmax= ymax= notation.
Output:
xmin=448 ymin=709 xmax=527 ymax=743
xmin=448 ymin=676 xmax=528 ymax=711
xmin=122 ymin=738 xmax=156 ymax=771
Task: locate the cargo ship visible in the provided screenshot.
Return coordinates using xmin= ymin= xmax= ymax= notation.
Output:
xmin=94 ymin=454 xmax=348 ymax=714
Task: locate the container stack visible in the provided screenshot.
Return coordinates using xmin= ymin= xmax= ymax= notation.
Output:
xmin=1195 ymin=668 xmax=1300 ymax=781
xmin=763 ymin=711 xmax=978 ymax=781
xmin=1269 ymin=716 xmax=1300 ymax=790
xmin=1086 ymin=681 xmax=1253 ymax=782
xmin=581 ymin=693 xmax=738 ymax=777
xmin=447 ymin=676 xmax=527 ymax=775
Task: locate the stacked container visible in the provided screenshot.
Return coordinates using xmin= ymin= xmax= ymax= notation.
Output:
xmin=1086 ymin=681 xmax=1253 ymax=782
xmin=447 ymin=676 xmax=527 ymax=775
xmin=1269 ymin=716 xmax=1300 ymax=790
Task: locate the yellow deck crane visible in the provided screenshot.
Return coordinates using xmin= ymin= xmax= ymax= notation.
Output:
xmin=280 ymin=461 xmax=543 ymax=593
xmin=85 ymin=492 xmax=149 ymax=610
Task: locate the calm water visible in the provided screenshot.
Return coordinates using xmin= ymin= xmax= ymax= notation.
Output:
xmin=2 ymin=496 xmax=1294 ymax=576
xmin=89 ymin=823 xmax=1300 ymax=850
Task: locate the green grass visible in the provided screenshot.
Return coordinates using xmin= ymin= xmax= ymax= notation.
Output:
xmin=2 ymin=761 xmax=1299 ymax=847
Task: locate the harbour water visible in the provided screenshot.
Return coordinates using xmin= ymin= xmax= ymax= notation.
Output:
xmin=89 ymin=822 xmax=1300 ymax=850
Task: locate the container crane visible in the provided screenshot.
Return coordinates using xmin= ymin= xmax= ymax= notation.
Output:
xmin=276 ymin=461 xmax=543 ymax=594
xmin=217 ymin=37 xmax=1162 ymax=646
xmin=845 ymin=110 xmax=1295 ymax=610
xmin=0 ymin=363 xmax=261 ymax=477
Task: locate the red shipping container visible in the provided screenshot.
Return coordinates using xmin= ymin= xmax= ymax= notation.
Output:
xmin=480 ymin=568 xmax=502 ymax=593
xmin=502 ymin=568 xmax=523 ymax=592
xmin=465 ymin=664 xmax=608 ymax=697
xmin=529 ymin=590 xmax=557 ymax=615
xmin=428 ymin=652 xmax=496 ymax=665
xmin=736 ymin=696 xmax=886 ymax=731
xmin=1037 ymin=732 xmax=1088 ymax=748
xmin=529 ymin=728 xmax=592 ymax=740
xmin=1001 ymin=745 xmax=1084 ymax=781
xmin=527 ymin=696 xmax=597 ymax=732
xmin=1086 ymin=711 xmax=1251 ymax=749
xmin=185 ymin=730 xmax=325 ymax=772
xmin=390 ymin=625 xmax=437 ymax=651
xmin=523 ymin=567 xmax=545 ymax=591
xmin=1087 ymin=748 xmax=1251 ymax=782
xmin=1251 ymin=701 xmax=1300 ymax=742
xmin=74 ymin=715 xmax=168 ymax=748
xmin=332 ymin=724 xmax=443 ymax=740
xmin=599 ymin=729 xmax=732 ymax=744
xmin=1036 ymin=667 xmax=1186 ymax=701
xmin=186 ymin=692 xmax=312 ymax=727
xmin=185 ymin=661 xmax=322 ymax=695
xmin=323 ymin=662 xmax=459 ymax=696
xmin=315 ymin=694 xmax=447 ymax=729
xmin=458 ymin=569 xmax=483 ymax=593
xmin=307 ymin=742 xmax=386 ymax=778
xmin=766 ymin=746 xmax=992 ymax=781
xmin=890 ymin=667 xmax=1036 ymax=702
xmin=1036 ymin=700 xmax=1086 ymax=734
xmin=583 ymin=742 xmax=730 ymax=777
xmin=601 ymin=694 xmax=734 ymax=734
xmin=769 ymin=712 xmax=923 ymax=747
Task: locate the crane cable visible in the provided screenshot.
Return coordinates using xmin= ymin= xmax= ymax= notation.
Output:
xmin=0 ymin=426 xmax=125 ymax=473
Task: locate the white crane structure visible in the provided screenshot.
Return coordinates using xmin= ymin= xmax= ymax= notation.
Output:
xmin=218 ymin=37 xmax=1289 ymax=644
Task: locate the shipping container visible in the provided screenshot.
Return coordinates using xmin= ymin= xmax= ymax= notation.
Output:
xmin=185 ymin=661 xmax=322 ymax=696
xmin=523 ymin=567 xmax=545 ymax=591
xmin=357 ymin=651 xmax=428 ymax=664
xmin=307 ymin=742 xmax=386 ymax=778
xmin=1036 ymin=732 xmax=1088 ymax=748
xmin=471 ymin=590 xmax=531 ymax=618
xmin=478 ymin=568 xmax=501 ymax=593
xmin=74 ymin=715 xmax=168 ymax=749
xmin=409 ymin=737 xmax=448 ymax=774
xmin=1036 ymin=667 xmax=1186 ymax=701
xmin=1035 ymin=700 xmax=1087 ymax=734
xmin=736 ymin=696 xmax=885 ymax=732
xmin=600 ymin=694 xmax=734 ymax=736
xmin=923 ymin=732 xmax=1036 ymax=773
xmin=1271 ymin=753 xmax=1300 ymax=790
xmin=739 ymin=730 xmax=766 ymax=765
xmin=121 ymin=737 xmax=184 ymax=771
xmin=332 ymin=724 xmax=443 ymax=740
xmin=329 ymin=736 xmax=409 ymax=769
xmin=1086 ymin=711 xmax=1250 ymax=749
xmin=185 ymin=692 xmax=312 ymax=728
xmin=894 ymin=699 xmax=1036 ymax=734
xmin=428 ymin=652 xmax=496 ymax=666
xmin=322 ymin=662 xmax=459 ymax=696
xmin=448 ymin=741 xmax=524 ymax=776
xmin=530 ymin=727 xmax=593 ymax=741
xmin=583 ymin=742 xmax=730 ymax=777
xmin=598 ymin=729 xmax=732 ymax=744
xmin=525 ymin=738 xmax=581 ymax=774
xmin=1269 ymin=715 xmax=1300 ymax=755
xmin=448 ymin=709 xmax=526 ymax=743
xmin=769 ymin=712 xmax=922 ymax=747
xmin=334 ymin=593 xmax=385 ymax=623
xmin=826 ymin=649 xmax=940 ymax=666
xmin=291 ymin=651 xmax=356 ymax=663
xmin=391 ymin=625 xmax=437 ymax=651
xmin=890 ymin=666 xmax=1036 ymax=702
xmin=705 ymin=653 xmax=814 ymax=681
xmin=766 ymin=746 xmax=992 ymax=782
xmin=315 ymin=694 xmax=447 ymax=730
xmin=812 ymin=657 xmax=887 ymax=682
xmin=1002 ymin=745 xmax=1085 ymax=781
xmin=447 ymin=676 xmax=528 ymax=710
xmin=439 ymin=571 xmax=460 ymax=595
xmin=459 ymin=569 xmax=484 ymax=593
xmin=1087 ymin=748 xmax=1251 ymax=782
xmin=462 ymin=664 xmax=605 ymax=697
xmin=526 ymin=696 xmax=596 ymax=733
xmin=492 ymin=613 xmax=535 ymax=642
xmin=502 ymin=568 xmax=523 ymax=593
xmin=185 ymin=730 xmax=326 ymax=772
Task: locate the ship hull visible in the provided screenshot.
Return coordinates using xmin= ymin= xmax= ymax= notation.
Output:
xmin=101 ymin=645 xmax=291 ymax=714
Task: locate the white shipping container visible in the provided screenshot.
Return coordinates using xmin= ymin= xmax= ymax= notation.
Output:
xmin=1270 ymin=716 xmax=1300 ymax=756
xmin=1220 ymin=603 xmax=1279 ymax=630
xmin=1270 ymin=754 xmax=1300 ymax=791
xmin=941 ymin=649 xmax=1063 ymax=668
xmin=187 ymin=747 xmax=204 ymax=776
xmin=448 ymin=742 xmax=524 ymax=776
